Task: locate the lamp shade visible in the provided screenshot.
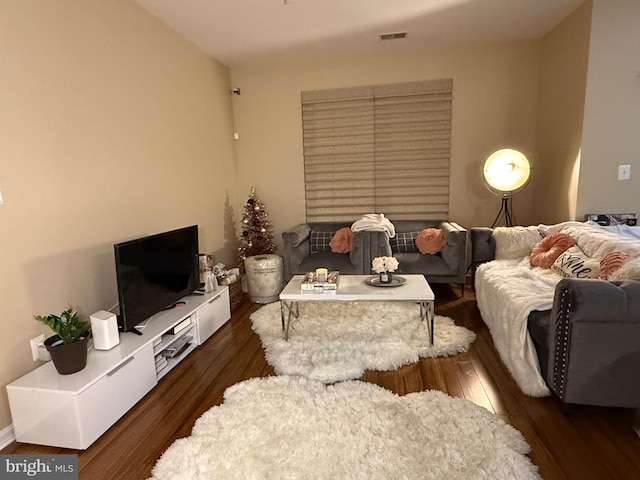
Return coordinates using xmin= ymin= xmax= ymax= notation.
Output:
xmin=483 ymin=149 xmax=531 ymax=194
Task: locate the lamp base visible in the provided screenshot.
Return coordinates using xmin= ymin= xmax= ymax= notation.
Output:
xmin=491 ymin=194 xmax=513 ymax=228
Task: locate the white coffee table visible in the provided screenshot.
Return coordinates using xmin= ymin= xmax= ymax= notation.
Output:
xmin=279 ymin=274 xmax=435 ymax=343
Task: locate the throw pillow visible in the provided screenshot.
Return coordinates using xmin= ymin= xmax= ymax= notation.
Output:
xmin=309 ymin=231 xmax=335 ymax=254
xmin=390 ymin=232 xmax=419 ymax=253
xmin=329 ymin=227 xmax=354 ymax=254
xmin=600 ymin=252 xmax=631 ymax=280
xmin=608 ymin=257 xmax=640 ymax=281
xmin=530 ymin=232 xmax=576 ymax=268
xmin=551 ymin=246 xmax=600 ymax=279
xmin=494 ymin=226 xmax=542 ymax=260
xmin=416 ymin=228 xmax=446 ymax=254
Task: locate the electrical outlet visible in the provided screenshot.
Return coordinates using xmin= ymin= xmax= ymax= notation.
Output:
xmin=30 ymin=334 xmax=45 ymax=361
xmin=618 ymin=164 xmax=631 ymax=180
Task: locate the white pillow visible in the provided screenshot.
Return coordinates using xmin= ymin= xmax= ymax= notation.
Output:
xmin=494 ymin=226 xmax=542 ymax=260
xmin=551 ymin=246 xmax=600 ymax=279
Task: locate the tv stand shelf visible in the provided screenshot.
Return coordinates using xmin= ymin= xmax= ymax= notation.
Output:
xmin=6 ymin=287 xmax=230 ymax=450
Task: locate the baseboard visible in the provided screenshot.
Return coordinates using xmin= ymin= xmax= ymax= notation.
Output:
xmin=0 ymin=424 xmax=16 ymax=450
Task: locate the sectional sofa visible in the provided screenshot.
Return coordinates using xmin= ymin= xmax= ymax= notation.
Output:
xmin=471 ymin=221 xmax=640 ymax=409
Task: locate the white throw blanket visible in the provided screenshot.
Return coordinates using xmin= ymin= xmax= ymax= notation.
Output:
xmin=351 ymin=213 xmax=396 ymax=237
xmin=475 ymin=257 xmax=559 ymax=397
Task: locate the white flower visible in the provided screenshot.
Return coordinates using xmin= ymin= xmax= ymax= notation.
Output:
xmin=372 ymin=256 xmax=399 ymax=273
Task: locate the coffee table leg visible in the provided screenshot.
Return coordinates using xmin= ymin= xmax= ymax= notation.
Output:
xmin=419 ymin=301 xmax=435 ymax=345
xmin=280 ymin=301 xmax=299 ymax=341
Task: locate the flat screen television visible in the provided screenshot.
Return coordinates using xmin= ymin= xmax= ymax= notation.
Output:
xmin=114 ymin=225 xmax=200 ymax=334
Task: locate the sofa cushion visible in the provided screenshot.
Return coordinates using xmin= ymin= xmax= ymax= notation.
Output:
xmin=494 ymin=226 xmax=542 ymax=260
xmin=329 ymin=227 xmax=353 ymax=254
xmin=530 ymin=232 xmax=576 ymax=268
xmin=551 ymin=246 xmax=600 ymax=279
xmin=416 ymin=228 xmax=446 ymax=254
xmin=390 ymin=232 xmax=419 ymax=253
xmin=309 ymin=231 xmax=335 ymax=254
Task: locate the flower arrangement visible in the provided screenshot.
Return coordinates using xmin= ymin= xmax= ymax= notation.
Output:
xmin=372 ymin=256 xmax=399 ymax=274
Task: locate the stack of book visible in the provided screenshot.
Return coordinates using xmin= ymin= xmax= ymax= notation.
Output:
xmin=160 ymin=335 xmax=193 ymax=358
xmin=168 ymin=317 xmax=192 ymax=335
xmin=155 ymin=353 xmax=168 ymax=375
xmin=301 ymin=271 xmax=339 ymax=294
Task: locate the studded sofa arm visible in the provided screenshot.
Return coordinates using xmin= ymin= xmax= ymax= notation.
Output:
xmin=549 ymin=278 xmax=640 ymax=408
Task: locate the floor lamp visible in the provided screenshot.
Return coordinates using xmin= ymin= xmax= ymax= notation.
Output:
xmin=483 ymin=149 xmax=531 ymax=228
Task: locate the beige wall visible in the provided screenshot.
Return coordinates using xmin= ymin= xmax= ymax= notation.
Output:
xmin=532 ymin=1 xmax=592 ymax=224
xmin=0 ymin=0 xmax=236 ymax=429
xmin=578 ymin=0 xmax=640 ymax=218
xmin=231 ymin=42 xmax=542 ymax=249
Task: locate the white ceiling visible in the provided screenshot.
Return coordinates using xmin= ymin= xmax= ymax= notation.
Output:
xmin=134 ymin=0 xmax=585 ymax=68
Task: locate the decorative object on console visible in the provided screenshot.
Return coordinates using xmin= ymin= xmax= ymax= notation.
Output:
xmin=237 ymin=187 xmax=277 ymax=265
xmin=371 ymin=256 xmax=399 ymax=283
xmin=89 ymin=310 xmax=120 ymax=351
xmin=198 ymin=253 xmax=213 ymax=285
xmin=483 ymin=148 xmax=531 ymax=227
xmin=34 ymin=306 xmax=91 ymax=375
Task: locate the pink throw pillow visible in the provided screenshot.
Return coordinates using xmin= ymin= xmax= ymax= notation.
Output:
xmin=530 ymin=232 xmax=576 ymax=268
xmin=599 ymin=252 xmax=631 ymax=280
xmin=329 ymin=227 xmax=354 ymax=254
xmin=416 ymin=228 xmax=446 ymax=254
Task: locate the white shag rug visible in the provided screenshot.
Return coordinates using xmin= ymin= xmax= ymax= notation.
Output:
xmin=251 ymin=301 xmax=476 ymax=383
xmin=149 ymin=376 xmax=540 ymax=480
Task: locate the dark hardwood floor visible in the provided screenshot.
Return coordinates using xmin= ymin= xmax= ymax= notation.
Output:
xmin=3 ymin=284 xmax=640 ymax=479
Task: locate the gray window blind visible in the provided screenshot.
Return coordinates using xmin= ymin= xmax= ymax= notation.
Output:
xmin=302 ymin=79 xmax=452 ymax=222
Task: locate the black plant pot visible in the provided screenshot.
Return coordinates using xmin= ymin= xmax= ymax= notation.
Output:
xmin=44 ymin=335 xmax=89 ymax=375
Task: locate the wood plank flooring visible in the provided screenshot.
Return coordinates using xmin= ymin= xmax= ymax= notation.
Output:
xmin=3 ymin=284 xmax=640 ymax=479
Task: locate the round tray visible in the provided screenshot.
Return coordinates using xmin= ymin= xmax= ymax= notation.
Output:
xmin=365 ymin=275 xmax=407 ymax=287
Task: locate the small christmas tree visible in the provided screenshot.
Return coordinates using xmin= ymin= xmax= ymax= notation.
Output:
xmin=238 ymin=187 xmax=277 ymax=265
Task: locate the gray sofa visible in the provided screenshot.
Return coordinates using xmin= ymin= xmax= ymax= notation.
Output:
xmin=385 ymin=220 xmax=467 ymax=291
xmin=282 ymin=222 xmax=385 ymax=280
xmin=471 ymin=225 xmax=640 ymax=410
xmin=282 ymin=220 xmax=468 ymax=289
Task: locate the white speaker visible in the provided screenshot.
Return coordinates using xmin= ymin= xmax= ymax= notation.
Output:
xmin=90 ymin=310 xmax=120 ymax=350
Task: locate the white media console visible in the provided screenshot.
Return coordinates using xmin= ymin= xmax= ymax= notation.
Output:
xmin=6 ymin=287 xmax=230 ymax=449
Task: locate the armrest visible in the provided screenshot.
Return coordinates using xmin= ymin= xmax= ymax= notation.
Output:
xmin=282 ymin=224 xmax=311 ymax=248
xmin=438 ymin=221 xmax=467 ymax=277
xmin=470 ymin=227 xmax=496 ymax=265
xmin=548 ymin=278 xmax=640 ymax=407
xmin=348 ymin=231 xmax=367 ymax=272
xmin=282 ymin=224 xmax=311 ymax=279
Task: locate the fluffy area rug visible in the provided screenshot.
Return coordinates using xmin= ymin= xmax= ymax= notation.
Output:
xmin=149 ymin=376 xmax=540 ymax=480
xmin=251 ymin=301 xmax=476 ymax=383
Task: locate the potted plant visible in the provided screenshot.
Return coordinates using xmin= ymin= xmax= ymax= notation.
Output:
xmin=34 ymin=306 xmax=91 ymax=375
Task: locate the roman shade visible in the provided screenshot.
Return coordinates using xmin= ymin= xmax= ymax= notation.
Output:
xmin=302 ymin=79 xmax=452 ymax=222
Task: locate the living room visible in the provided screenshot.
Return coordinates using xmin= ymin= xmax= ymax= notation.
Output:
xmin=1 ymin=0 xmax=639 ymax=478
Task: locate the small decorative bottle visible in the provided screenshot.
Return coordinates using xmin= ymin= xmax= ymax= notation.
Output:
xmin=379 ymin=271 xmax=392 ymax=283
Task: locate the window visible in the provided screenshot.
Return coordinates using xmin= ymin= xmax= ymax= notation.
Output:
xmin=302 ymin=79 xmax=452 ymax=222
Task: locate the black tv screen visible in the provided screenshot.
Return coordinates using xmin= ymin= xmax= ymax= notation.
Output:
xmin=114 ymin=225 xmax=199 ymax=333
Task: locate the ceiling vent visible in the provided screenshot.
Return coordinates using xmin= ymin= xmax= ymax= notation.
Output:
xmin=380 ymin=32 xmax=407 ymax=41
